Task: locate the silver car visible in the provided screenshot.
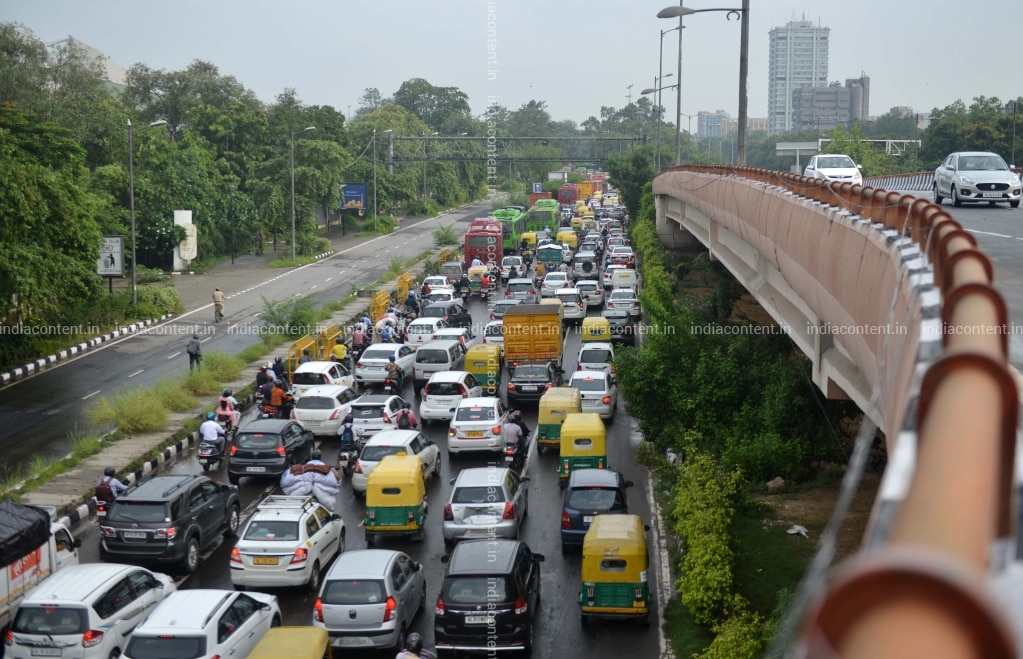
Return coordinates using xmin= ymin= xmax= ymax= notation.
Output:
xmin=443 ymin=467 xmax=529 ymax=545
xmin=354 ymin=344 xmax=415 ymax=386
xmin=606 ymin=288 xmax=641 ymax=319
xmin=933 ymin=151 xmax=1022 ymax=208
xmin=504 ymin=278 xmax=539 ymax=304
xmin=314 ymin=549 xmax=426 ymax=653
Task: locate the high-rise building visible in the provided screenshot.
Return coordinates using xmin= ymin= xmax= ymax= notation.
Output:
xmin=697 ymin=110 xmax=730 ymax=139
xmin=768 ymin=19 xmax=830 ymax=135
xmin=790 ymin=75 xmax=870 ymax=133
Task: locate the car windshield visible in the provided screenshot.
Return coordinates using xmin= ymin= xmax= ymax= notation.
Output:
xmin=817 ymin=156 xmax=856 ymax=169
xmin=502 ymin=257 xmax=522 ymax=266
xmin=567 ymin=487 xmax=623 ymax=511
xmin=107 ymin=500 xmax=169 ymax=523
xmin=352 ymin=405 xmax=385 ymax=419
xmin=442 ymin=576 xmax=512 ymax=605
xmin=362 ymin=348 xmax=396 ymax=360
xmin=506 ymin=282 xmax=533 ymax=293
xmin=452 ymin=486 xmax=506 ymax=504
xmin=125 ymin=636 xmax=207 ymax=659
xmin=422 ymin=306 xmax=447 ymax=318
xmin=455 ymin=406 xmax=496 ymax=421
xmin=512 ymin=365 xmax=548 ymax=378
xmin=236 ymin=433 xmax=281 ymax=450
xmin=292 ymin=372 xmax=329 ymax=385
xmin=244 ymin=520 xmax=299 ymax=541
xmin=296 ymin=396 xmax=336 ymax=410
xmin=322 ymin=579 xmax=387 ymax=605
xmin=580 ymin=349 xmax=611 ymax=364
xmin=571 ymin=377 xmax=606 ymax=391
xmin=959 ymin=155 xmax=1008 ymax=171
xmin=361 ymin=445 xmax=407 ymax=462
xmin=13 ymin=606 xmax=88 ymax=634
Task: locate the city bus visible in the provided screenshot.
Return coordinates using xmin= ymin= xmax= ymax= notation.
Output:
xmin=492 ymin=208 xmax=527 ymax=253
xmin=558 ymin=183 xmax=579 ymax=206
xmin=526 ymin=199 xmax=560 ymax=235
xmin=464 ymin=218 xmax=503 ymax=266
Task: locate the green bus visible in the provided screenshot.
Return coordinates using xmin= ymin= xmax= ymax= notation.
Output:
xmin=492 ymin=208 xmax=527 ymax=253
xmin=526 ymin=199 xmax=560 ymax=234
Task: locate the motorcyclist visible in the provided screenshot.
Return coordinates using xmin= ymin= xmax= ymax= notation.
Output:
xmin=508 ymin=265 xmax=520 ymax=281
xmin=458 ymin=273 xmax=471 ymax=298
xmin=510 ymin=409 xmax=530 ymax=442
xmin=199 ymin=411 xmax=227 ymax=452
xmin=96 ymin=466 xmax=128 ymax=501
xmin=216 ymin=388 xmax=240 ymax=429
xmin=393 ymin=402 xmax=420 ymax=430
xmin=338 ymin=413 xmax=357 ymax=447
xmin=480 ymin=272 xmax=492 ymax=292
xmin=352 ymin=324 xmax=367 ymax=357
xmin=269 ymin=381 xmax=294 ymax=419
xmin=331 ymin=336 xmax=349 ymax=367
xmin=272 ymin=357 xmax=287 ymax=382
xmin=471 ymin=256 xmax=483 ymax=267
xmin=396 ymin=632 xmax=429 ymax=659
xmin=384 ymin=355 xmax=403 ymax=392
xmin=381 ymin=323 xmax=395 ymax=343
xmin=255 ymin=365 xmax=272 ymax=389
xmin=405 ymin=289 xmax=419 ymax=314
xmin=501 ymin=412 xmax=525 ymax=459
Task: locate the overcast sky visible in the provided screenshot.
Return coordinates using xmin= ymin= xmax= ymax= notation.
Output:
xmin=4 ymin=0 xmax=1019 ymax=126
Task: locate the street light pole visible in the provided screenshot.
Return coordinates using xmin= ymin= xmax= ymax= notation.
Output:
xmin=657 ymin=6 xmax=695 ymax=166
xmin=290 ymin=126 xmax=315 ymax=261
xmin=656 ymin=27 xmax=679 ymax=170
xmin=228 ymin=184 xmax=236 ymax=264
xmin=127 ymin=118 xmax=167 ymax=305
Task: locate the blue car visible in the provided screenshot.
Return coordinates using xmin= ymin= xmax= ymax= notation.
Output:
xmin=560 ymin=468 xmax=632 ymax=552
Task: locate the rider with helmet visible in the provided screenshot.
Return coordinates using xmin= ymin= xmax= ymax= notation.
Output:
xmin=96 ymin=466 xmax=128 ymax=500
xmin=199 ymin=411 xmax=227 ymax=451
xmin=384 ymin=355 xmax=404 ymax=392
xmin=216 ymin=388 xmax=240 ymax=429
xmin=396 ymin=633 xmax=428 ymax=659
xmin=331 ymin=336 xmax=349 ymax=368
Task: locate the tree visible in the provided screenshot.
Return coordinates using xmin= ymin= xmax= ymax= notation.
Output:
xmin=606 ymin=148 xmax=656 ymax=212
xmin=0 ymin=23 xmax=49 ymax=111
xmin=392 ymin=78 xmax=471 ymax=132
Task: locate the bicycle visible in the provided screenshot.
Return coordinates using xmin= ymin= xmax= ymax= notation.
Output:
xmin=214 ymin=303 xmax=224 ymax=323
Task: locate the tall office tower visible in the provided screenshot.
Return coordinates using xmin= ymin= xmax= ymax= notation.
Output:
xmin=768 ymin=19 xmax=830 ymax=134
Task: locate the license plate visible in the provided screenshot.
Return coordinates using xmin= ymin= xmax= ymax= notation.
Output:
xmin=981 ymin=192 xmax=1003 ymax=198
xmin=31 ymin=650 xmax=61 ymax=657
xmin=464 ymin=431 xmax=485 ymax=437
xmin=199 ymin=449 xmax=212 ymax=456
xmin=520 ymin=385 xmax=538 ymax=392
xmin=505 ymin=455 xmax=515 ymax=463
xmin=246 ymin=466 xmax=267 ymax=473
xmin=583 ymin=515 xmax=594 ymax=524
xmin=465 ymin=615 xmax=493 ymax=625
xmin=337 ymin=637 xmax=372 ymax=647
xmin=253 ymin=556 xmax=279 ymax=565
xmin=582 ymin=399 xmax=598 ymax=406
xmin=304 ymin=420 xmax=321 ymax=426
xmin=122 ymin=531 xmax=146 ymax=539
xmin=467 ymin=528 xmax=491 ymax=537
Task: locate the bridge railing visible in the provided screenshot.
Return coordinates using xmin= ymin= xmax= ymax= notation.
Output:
xmin=657 ymin=165 xmax=1019 ymax=658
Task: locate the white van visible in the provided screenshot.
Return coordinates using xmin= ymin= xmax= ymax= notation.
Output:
xmin=412 ymin=339 xmax=466 ymax=394
xmin=610 ymin=268 xmax=638 ymax=290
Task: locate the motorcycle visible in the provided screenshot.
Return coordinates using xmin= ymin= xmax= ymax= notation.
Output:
xmin=382 ymin=377 xmax=401 ymax=396
xmin=337 ymin=444 xmax=361 ymax=479
xmin=260 ymin=403 xmax=282 ymax=419
xmin=504 ymin=442 xmax=526 ymax=473
xmin=197 ymin=440 xmax=224 ymax=472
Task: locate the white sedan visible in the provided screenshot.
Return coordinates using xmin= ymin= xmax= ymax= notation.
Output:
xmin=447 ymin=397 xmax=509 ymax=455
xmin=354 ymin=344 xmax=416 ymax=386
xmin=541 ymin=272 xmax=571 ymax=297
xmin=606 ymin=288 xmax=641 ymax=319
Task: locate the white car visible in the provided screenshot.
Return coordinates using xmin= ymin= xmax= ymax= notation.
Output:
xmin=606 ymin=288 xmax=641 ymax=319
xmin=123 ymin=590 xmax=281 ymax=659
xmin=483 ymin=320 xmax=505 ymax=357
xmin=420 ymin=371 xmax=484 ymax=422
xmin=576 ymin=342 xmax=615 ymax=375
xmin=804 ymin=153 xmax=863 ymax=187
xmin=603 ymin=263 xmax=628 ymax=289
xmin=291 ymin=361 xmax=354 ymax=399
xmin=541 ymin=272 xmax=571 ymax=297
xmin=933 ymin=151 xmax=1022 ymax=208
xmin=555 ymin=288 xmax=587 ymax=325
xmin=354 ymin=344 xmax=415 ymax=386
xmin=560 ymin=243 xmax=574 ymax=264
xmin=569 ymin=370 xmax=619 ymax=422
xmin=230 ymin=495 xmax=345 ymax=591
xmin=433 ymin=326 xmax=479 ymax=350
xmin=406 ymin=317 xmax=449 ymax=348
xmin=292 ymin=384 xmax=360 ymax=437
xmin=422 ymin=275 xmax=453 ymax=292
xmin=575 ymin=279 xmax=604 ymax=307
xmin=351 ymin=430 xmax=441 ymax=494
xmin=447 ymin=397 xmax=509 ymax=455
xmin=607 ymin=245 xmax=635 ymax=268
xmin=427 ymin=289 xmax=460 ymax=305
xmin=501 ymin=255 xmax=524 ymax=281
xmin=349 ymin=394 xmax=408 ymax=439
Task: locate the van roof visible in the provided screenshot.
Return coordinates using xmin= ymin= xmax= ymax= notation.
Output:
xmin=23 ymin=563 xmax=146 ymax=603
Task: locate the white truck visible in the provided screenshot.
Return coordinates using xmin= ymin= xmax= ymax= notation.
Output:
xmin=0 ymin=500 xmax=80 ymax=636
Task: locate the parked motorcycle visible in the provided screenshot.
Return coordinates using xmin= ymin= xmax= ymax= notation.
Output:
xmin=197 ymin=440 xmax=224 ymax=472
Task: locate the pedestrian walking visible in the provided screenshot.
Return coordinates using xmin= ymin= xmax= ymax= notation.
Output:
xmin=186 ymin=334 xmax=202 ymax=372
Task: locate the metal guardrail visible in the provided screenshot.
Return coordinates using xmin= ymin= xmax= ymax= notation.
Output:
xmin=659 ymin=165 xmax=1018 ymax=658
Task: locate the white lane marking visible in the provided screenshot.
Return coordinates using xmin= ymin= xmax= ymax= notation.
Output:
xmin=167 ymin=352 xmax=181 ymax=360
xmin=128 ymin=369 xmax=144 ymax=378
xmin=969 ymin=229 xmax=1013 ymax=238
xmin=200 ymin=337 xmax=213 ymax=344
xmin=82 ymin=390 xmax=101 ymax=400
xmin=640 ymin=421 xmax=673 ymax=658
xmin=325 ymin=277 xmax=333 ymax=282
xmin=309 ymin=284 xmax=318 ymax=290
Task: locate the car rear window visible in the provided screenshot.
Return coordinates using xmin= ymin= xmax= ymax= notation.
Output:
xmin=506 ymin=282 xmax=532 ymax=293
xmin=236 ymin=433 xmax=281 ymax=450
xmin=580 ymin=349 xmax=611 ymax=364
xmin=125 ymin=635 xmax=207 ymax=659
xmin=512 ymin=365 xmax=547 ymax=378
xmin=422 ymin=307 xmax=446 ymax=318
xmin=361 ymin=445 xmax=406 ymax=462
xmin=567 ymin=488 xmax=622 ymax=511
xmin=485 ymin=324 xmax=503 ymax=337
xmin=428 ymin=382 xmax=465 ymax=396
xmin=12 ymin=606 xmax=88 ymax=635
xmin=408 ymin=324 xmax=435 ymax=334
xmin=493 ymin=302 xmax=518 ymax=313
xmin=244 ymin=520 xmax=299 ymax=541
xmin=107 ymin=500 xmax=170 ymax=523
xmin=453 ymin=486 xmax=505 ymax=504
xmin=362 ymin=348 xmax=396 ymax=360
xmin=292 ymin=372 xmax=328 ymax=385
xmin=323 ymin=579 xmax=387 ymax=605
xmin=455 ymin=406 xmax=496 ymax=422
xmin=442 ymin=576 xmax=512 ymax=604
xmin=352 ymin=405 xmax=384 ymax=419
xmin=571 ymin=377 xmax=606 ymax=391
xmin=296 ymin=396 xmax=335 ymax=410
xmin=416 ymin=349 xmax=449 ymax=365
xmin=557 ymin=293 xmax=582 ymax=304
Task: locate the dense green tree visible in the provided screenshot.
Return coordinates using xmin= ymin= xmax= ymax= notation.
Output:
xmin=0 ymin=23 xmax=49 ymax=111
xmin=392 ymin=78 xmax=471 ymax=132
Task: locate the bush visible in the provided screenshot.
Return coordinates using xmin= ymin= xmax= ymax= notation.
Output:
xmin=432 ymin=224 xmax=459 ymax=246
xmin=152 ymin=378 xmax=198 ymax=412
xmin=85 ymin=388 xmax=169 ymax=434
xmin=260 ymin=295 xmax=317 ymax=337
xmin=695 ymin=596 xmax=766 ymax=659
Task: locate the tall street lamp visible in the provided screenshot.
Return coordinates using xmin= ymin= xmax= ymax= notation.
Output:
xmin=657 ymin=5 xmax=695 ymax=166
xmin=290 ymin=126 xmax=315 ymax=261
xmin=423 ymin=131 xmax=439 ymax=199
xmin=228 ymin=184 xmax=236 ymax=264
xmin=660 ymin=1 xmax=750 ymax=165
xmin=1007 ymin=100 xmax=1018 ymax=168
xmin=127 ymin=118 xmax=167 ymax=305
xmin=641 ymin=73 xmax=675 ymax=170
xmin=373 ymin=129 xmax=393 ymax=231
xmin=656 ymin=26 xmax=679 ymax=169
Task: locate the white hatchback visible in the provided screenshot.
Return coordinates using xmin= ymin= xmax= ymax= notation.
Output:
xmin=420 ymin=371 xmax=484 ymax=422
xmin=575 ymin=279 xmax=604 ymax=307
xmin=292 ymin=385 xmax=360 ymax=437
xmin=541 ymin=272 xmax=571 ymax=297
xmin=291 ymin=361 xmax=354 ymax=399
xmin=483 ymin=320 xmax=505 ymax=357
xmin=576 ymin=342 xmax=615 ymax=375
xmin=406 ymin=317 xmax=449 ymax=348
xmin=447 ymin=397 xmax=509 ymax=455
xmin=555 ymin=288 xmax=587 ymax=326
xmin=354 ymin=344 xmax=415 ymax=387
xmin=351 ymin=430 xmax=441 ymax=494
xmin=606 ymin=288 xmax=641 ymax=319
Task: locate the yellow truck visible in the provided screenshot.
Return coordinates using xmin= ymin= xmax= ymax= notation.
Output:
xmin=502 ymin=304 xmax=564 ymax=367
xmin=577 ymin=181 xmax=596 ymax=200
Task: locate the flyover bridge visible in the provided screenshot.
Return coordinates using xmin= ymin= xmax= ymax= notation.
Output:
xmin=653 ymin=166 xmax=1020 ymax=658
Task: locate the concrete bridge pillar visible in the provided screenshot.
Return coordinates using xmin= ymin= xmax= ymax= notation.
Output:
xmin=654 ymin=194 xmax=697 ymax=249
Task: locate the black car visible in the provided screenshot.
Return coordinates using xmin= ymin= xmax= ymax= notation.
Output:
xmin=560 ymin=468 xmax=633 ymax=552
xmin=422 ymin=301 xmax=473 ymax=329
xmin=602 ymin=309 xmax=637 ymax=347
xmin=228 ymin=419 xmax=315 ymax=485
xmin=506 ymin=362 xmax=564 ymax=406
xmin=99 ymin=475 xmax=240 ymax=574
xmin=435 ymin=539 xmax=545 ymax=655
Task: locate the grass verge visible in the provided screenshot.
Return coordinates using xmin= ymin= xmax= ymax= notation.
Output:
xmin=268 ymin=255 xmax=318 ymax=268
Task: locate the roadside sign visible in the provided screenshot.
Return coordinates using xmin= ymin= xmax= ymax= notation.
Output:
xmin=533 ymin=183 xmax=542 ymax=193
xmin=97 ymin=236 xmax=124 ymax=277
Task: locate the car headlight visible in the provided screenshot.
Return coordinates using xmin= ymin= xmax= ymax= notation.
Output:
xmin=1011 ymin=175 xmax=1021 ymax=187
xmin=957 ymin=175 xmax=975 ymax=186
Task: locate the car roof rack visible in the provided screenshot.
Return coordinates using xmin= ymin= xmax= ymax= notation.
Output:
xmin=257 ymin=495 xmax=316 ymax=510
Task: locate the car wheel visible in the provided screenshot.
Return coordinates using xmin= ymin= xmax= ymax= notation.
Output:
xmin=365 ymin=533 xmax=375 ymax=547
xmin=580 ymin=613 xmax=590 ymax=626
xmin=393 ymin=626 xmax=408 ymax=654
xmin=108 ymin=650 xmax=120 ymax=659
xmin=181 ymin=537 xmax=200 ymax=574
xmin=523 ymin=619 xmax=535 ymax=656
xmin=433 ymin=455 xmax=442 ymax=478
xmin=338 ymin=529 xmax=346 ymax=555
xmin=224 ymin=505 xmax=240 ymax=538
xmin=308 ymin=560 xmax=321 ymax=593
xmin=419 ymin=587 xmax=427 ymax=613
xmin=271 ymin=614 xmax=282 ymax=628
xmin=952 ymin=186 xmax=962 ymax=207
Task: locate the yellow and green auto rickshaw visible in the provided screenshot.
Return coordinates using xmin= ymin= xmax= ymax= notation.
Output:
xmin=536 ymin=387 xmax=582 ymax=454
xmin=519 ymin=231 xmax=538 ymax=250
xmin=364 ymin=454 xmax=427 ymax=545
xmin=556 ymin=229 xmax=579 ymax=250
xmin=579 ymin=514 xmax=651 ymax=626
xmin=248 ymin=627 xmax=333 ymax=659
xmin=465 ymin=343 xmax=502 ymax=395
xmin=581 ymin=316 xmax=611 ymax=344
xmin=468 ymin=265 xmax=490 ymax=299
xmin=558 ymin=413 xmax=608 ymax=485
xmin=569 ymin=216 xmax=585 ymax=233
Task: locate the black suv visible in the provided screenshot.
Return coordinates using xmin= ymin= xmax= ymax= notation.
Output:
xmin=422 ymin=301 xmax=472 ymax=329
xmin=560 ymin=468 xmax=633 ymax=552
xmin=602 ymin=309 xmax=637 ymax=347
xmin=100 ymin=475 xmax=240 ymax=573
xmin=506 ymin=362 xmax=564 ymax=406
xmin=228 ymin=419 xmax=315 ymax=485
xmin=435 ymin=539 xmax=545 ymax=655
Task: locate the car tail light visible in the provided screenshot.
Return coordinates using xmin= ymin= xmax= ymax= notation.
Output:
xmin=99 ymin=525 xmax=116 ymax=537
xmin=586 ymin=585 xmax=595 ymax=601
xmin=602 ymin=396 xmax=611 ymax=405
xmin=562 ymin=510 xmax=572 ymax=528
xmin=514 ymin=597 xmax=528 ymax=615
xmin=444 ymin=504 xmax=453 ymax=521
xmin=563 ymin=459 xmax=570 ymax=474
xmin=502 ymin=503 xmax=515 ymax=520
xmin=529 ymin=289 xmax=536 ymax=295
xmin=382 ymin=411 xmax=391 ymax=424
xmin=598 ymin=458 xmax=605 ymax=469
xmin=448 ymin=427 xmax=455 ymax=437
xmin=490 ymin=312 xmax=495 ymax=319
xmin=412 ymin=367 xmax=417 ymax=378
xmin=290 ymin=547 xmax=308 ymax=564
xmin=505 ymin=291 xmax=512 ymax=297
xmin=544 ymin=383 xmax=553 ymax=390
xmin=276 ymin=445 xmax=286 ymax=456
xmin=154 ymin=527 xmax=177 ymax=539
xmin=492 ymin=425 xmax=502 ymax=435
xmin=4 ymin=629 xmax=12 ymax=646
xmin=507 ymin=383 xmax=516 ymax=391
xmin=230 ymin=547 xmax=242 ymax=564
xmin=423 ymin=384 xmax=431 ymax=396
xmin=459 ymin=385 xmax=468 ymax=397
xmin=635 ymin=587 xmax=644 ymax=601
xmin=435 ymin=599 xmax=446 ymax=617
xmin=290 ymin=408 xmax=296 ymax=419
xmin=355 ymin=361 xmax=363 ymax=368
xmin=82 ymin=630 xmax=104 ymax=648
xmin=314 ymin=598 xmax=324 ymax=622
xmin=577 ymin=364 xmax=582 ymax=370
xmin=383 ymin=596 xmax=397 ymax=622
xmin=354 ymin=461 xmax=363 ymax=474
xmin=329 ymin=408 xmax=341 ymax=420
xmin=229 ymin=445 xmax=238 ymax=455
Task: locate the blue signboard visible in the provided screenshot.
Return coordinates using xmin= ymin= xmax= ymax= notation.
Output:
xmin=341 ymin=183 xmax=368 ymax=209
xmin=533 ymin=183 xmax=542 ymax=193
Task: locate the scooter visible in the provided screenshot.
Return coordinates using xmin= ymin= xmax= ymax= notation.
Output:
xmin=197 ymin=440 xmax=224 ymax=472
xmin=337 ymin=443 xmax=361 ymax=479
xmin=504 ymin=442 xmax=526 ymax=473
xmin=382 ymin=377 xmax=401 ymax=396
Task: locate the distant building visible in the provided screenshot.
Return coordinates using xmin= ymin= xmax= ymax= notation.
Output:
xmin=791 ymin=75 xmax=870 ymax=133
xmin=768 ymin=19 xmax=830 ymax=134
xmin=722 ymin=117 xmax=768 ymax=136
xmin=889 ymin=106 xmax=931 ymax=129
xmin=49 ymin=37 xmax=127 ymax=87
xmin=697 ymin=110 xmax=729 ymax=139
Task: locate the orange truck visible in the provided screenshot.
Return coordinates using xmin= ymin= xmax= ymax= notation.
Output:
xmin=577 ymin=181 xmax=596 ymax=199
xmin=502 ymin=304 xmax=563 ymax=367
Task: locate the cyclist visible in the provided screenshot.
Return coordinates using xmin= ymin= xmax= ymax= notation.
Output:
xmin=212 ymin=288 xmax=226 ymax=318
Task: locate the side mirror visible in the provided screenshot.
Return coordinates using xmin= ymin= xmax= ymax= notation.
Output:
xmin=644 ymin=524 xmax=651 ymax=532
xmin=416 ymin=561 xmax=424 ymax=571
xmin=441 ymin=554 xmax=451 ymax=564
xmin=332 ymin=514 xmax=342 ymax=521
xmin=534 ymin=554 xmax=546 ymax=562
xmin=521 ymin=477 xmax=531 ymax=484
xmin=449 ymin=478 xmax=457 ymax=486
xmin=625 ymin=480 xmax=634 ymax=488
xmin=73 ymin=538 xmax=83 ymax=548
